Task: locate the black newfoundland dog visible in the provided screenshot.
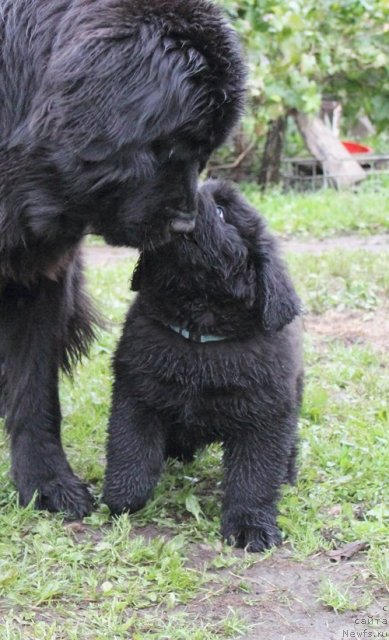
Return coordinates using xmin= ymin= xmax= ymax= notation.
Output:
xmin=0 ymin=0 xmax=245 ymax=516
xmin=104 ymin=180 xmax=304 ymax=552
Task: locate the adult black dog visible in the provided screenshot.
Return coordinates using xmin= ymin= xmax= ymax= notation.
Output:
xmin=0 ymin=0 xmax=245 ymax=516
xmin=104 ymin=180 xmax=304 ymax=552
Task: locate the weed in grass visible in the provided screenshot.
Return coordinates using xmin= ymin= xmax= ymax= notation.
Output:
xmin=318 ymin=579 xmax=372 ymax=613
xmin=368 ymin=546 xmax=389 ymax=589
xmin=220 ymin=609 xmax=249 ymax=637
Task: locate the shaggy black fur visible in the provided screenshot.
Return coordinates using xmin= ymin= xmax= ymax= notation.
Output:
xmin=0 ymin=0 xmax=245 ymax=516
xmin=104 ymin=180 xmax=304 ymax=552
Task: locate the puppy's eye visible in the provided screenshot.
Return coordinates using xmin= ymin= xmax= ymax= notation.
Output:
xmin=159 ymin=149 xmax=175 ymax=163
xmin=152 ymin=142 xmax=175 ymax=163
xmin=216 ymin=205 xmax=225 ymax=221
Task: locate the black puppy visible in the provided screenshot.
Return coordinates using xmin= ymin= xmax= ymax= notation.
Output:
xmin=0 ymin=0 xmax=245 ymax=516
xmin=104 ymin=180 xmax=304 ymax=552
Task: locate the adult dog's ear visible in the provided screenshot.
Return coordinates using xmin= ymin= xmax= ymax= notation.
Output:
xmin=252 ymin=228 xmax=301 ymax=333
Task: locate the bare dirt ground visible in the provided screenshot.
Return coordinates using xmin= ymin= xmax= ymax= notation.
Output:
xmin=305 ymin=307 xmax=389 ymax=352
xmin=189 ymin=547 xmax=388 ymax=640
xmin=282 ymin=233 xmax=388 ymax=255
xmin=130 ymin=527 xmax=388 ymax=640
xmin=83 ymin=244 xmax=138 ymax=266
xmin=82 ymin=235 xmax=388 ymax=637
xmin=83 ymin=233 xmax=389 ymax=267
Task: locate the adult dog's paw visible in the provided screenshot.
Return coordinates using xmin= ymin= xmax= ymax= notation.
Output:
xmin=17 ymin=473 xmax=94 ymax=519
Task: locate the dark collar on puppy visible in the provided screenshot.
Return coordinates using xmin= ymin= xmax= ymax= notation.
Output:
xmin=169 ymin=325 xmax=229 ymax=344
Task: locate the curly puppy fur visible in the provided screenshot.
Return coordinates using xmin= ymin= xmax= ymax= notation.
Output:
xmin=104 ymin=180 xmax=304 ymax=552
xmin=0 ymin=0 xmax=245 ymax=516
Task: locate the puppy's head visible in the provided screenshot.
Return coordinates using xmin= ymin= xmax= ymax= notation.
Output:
xmin=134 ymin=179 xmax=301 ymax=334
xmin=200 ymin=181 xmax=301 ymax=332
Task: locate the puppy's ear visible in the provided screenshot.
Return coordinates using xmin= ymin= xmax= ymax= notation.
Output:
xmin=252 ymin=228 xmax=301 ymax=333
xmin=131 ymin=255 xmax=144 ymax=292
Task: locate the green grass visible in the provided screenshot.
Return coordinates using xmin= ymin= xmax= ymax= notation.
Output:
xmin=241 ymin=183 xmax=389 ymax=237
xmin=288 ymin=249 xmax=389 ymax=314
xmin=0 ymin=249 xmax=388 ymax=638
xmin=284 ymin=340 xmax=388 ymax=554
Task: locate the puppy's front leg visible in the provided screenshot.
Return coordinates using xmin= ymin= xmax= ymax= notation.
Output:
xmin=221 ymin=432 xmax=287 ymax=552
xmin=103 ymin=391 xmax=165 ymax=515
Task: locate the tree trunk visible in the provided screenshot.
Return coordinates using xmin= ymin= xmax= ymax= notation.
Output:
xmin=320 ymin=99 xmax=342 ymax=138
xmin=230 ymin=125 xmax=248 ymax=182
xmin=258 ymin=117 xmax=287 ymax=189
xmin=294 ymin=112 xmax=365 ymax=188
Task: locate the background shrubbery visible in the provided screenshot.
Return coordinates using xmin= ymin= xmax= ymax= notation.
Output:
xmin=212 ymin=0 xmax=389 ymax=183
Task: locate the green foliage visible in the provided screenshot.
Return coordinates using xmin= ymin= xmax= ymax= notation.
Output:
xmin=218 ymin=0 xmax=389 ymax=131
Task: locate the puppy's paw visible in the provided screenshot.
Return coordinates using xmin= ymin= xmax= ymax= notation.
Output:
xmin=102 ymin=483 xmax=150 ymax=516
xmin=222 ymin=508 xmax=282 ymax=553
xmin=17 ymin=473 xmax=94 ymax=519
xmin=224 ymin=523 xmax=282 ymax=552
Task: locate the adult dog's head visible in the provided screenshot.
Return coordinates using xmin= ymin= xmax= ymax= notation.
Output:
xmin=133 ymin=180 xmax=301 ymax=337
xmin=15 ymin=0 xmax=245 ymax=247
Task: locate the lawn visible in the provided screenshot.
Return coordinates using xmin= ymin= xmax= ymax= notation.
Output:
xmin=0 ymin=186 xmax=388 ymax=639
xmin=241 ymin=181 xmax=389 ymax=237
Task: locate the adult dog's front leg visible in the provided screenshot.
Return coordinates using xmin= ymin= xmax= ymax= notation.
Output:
xmin=103 ymin=387 xmax=166 ymax=515
xmin=0 ymin=356 xmax=6 ymax=418
xmin=0 ymin=278 xmax=93 ymax=517
xmin=221 ymin=429 xmax=291 ymax=552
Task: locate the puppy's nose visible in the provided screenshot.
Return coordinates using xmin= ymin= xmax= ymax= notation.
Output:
xmin=170 ymin=211 xmax=196 ymax=234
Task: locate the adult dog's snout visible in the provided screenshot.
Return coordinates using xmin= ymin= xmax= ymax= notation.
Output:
xmin=170 ymin=210 xmax=197 ymax=234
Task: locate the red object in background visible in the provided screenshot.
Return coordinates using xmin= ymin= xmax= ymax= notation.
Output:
xmin=341 ymin=140 xmax=373 ymax=154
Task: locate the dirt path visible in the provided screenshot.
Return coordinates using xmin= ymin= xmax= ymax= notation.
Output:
xmin=305 ymin=307 xmax=389 ymax=352
xmin=282 ymin=233 xmax=388 ymax=255
xmin=83 ymin=244 xmax=138 ymax=266
xmin=83 ymin=233 xmax=388 ymax=267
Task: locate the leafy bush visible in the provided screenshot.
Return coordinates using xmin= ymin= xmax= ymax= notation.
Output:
xmin=219 ymin=0 xmax=389 ymax=131
xmin=210 ymin=2 xmax=388 ymax=181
